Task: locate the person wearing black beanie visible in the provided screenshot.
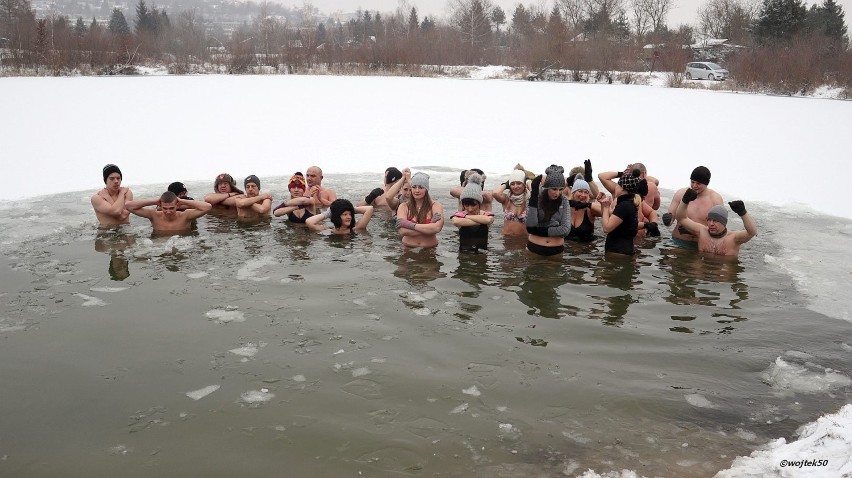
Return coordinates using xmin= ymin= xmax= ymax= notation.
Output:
xmin=91 ymin=164 xmax=133 ymax=226
xmin=663 ymin=165 xmax=725 ymax=249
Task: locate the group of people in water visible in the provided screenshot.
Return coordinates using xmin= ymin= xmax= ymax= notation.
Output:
xmin=91 ymin=160 xmax=758 ymax=257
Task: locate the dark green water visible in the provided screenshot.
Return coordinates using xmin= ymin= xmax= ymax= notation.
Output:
xmin=1 ymin=178 xmax=850 ymax=477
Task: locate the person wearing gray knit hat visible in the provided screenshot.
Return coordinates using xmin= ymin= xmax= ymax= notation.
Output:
xmin=675 ymin=192 xmax=757 ymax=256
xmin=410 ymin=172 xmax=430 ymax=191
xmin=541 ymin=165 xmax=566 ymax=189
xmin=452 ymin=173 xmax=494 ymax=252
xmin=91 ymin=163 xmax=133 ymax=226
xmin=459 ymin=173 xmax=484 ymax=204
xmin=397 ymin=171 xmax=445 ymax=248
xmin=525 ymin=167 xmax=571 ymax=256
xmin=663 ymin=166 xmax=725 ymax=248
xmin=451 ymin=168 xmax=494 ymax=212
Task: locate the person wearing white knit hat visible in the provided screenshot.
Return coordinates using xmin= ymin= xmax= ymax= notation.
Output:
xmin=492 ymin=165 xmax=530 ymax=237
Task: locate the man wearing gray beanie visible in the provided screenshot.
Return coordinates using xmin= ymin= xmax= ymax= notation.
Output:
xmin=675 ymin=191 xmax=757 ymax=256
xmin=91 ymin=164 xmax=133 ymax=226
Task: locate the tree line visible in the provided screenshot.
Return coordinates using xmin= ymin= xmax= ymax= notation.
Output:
xmin=1 ymin=0 xmax=849 ymax=94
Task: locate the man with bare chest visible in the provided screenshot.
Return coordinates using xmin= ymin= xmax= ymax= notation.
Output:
xmin=675 ymin=189 xmax=757 ymax=257
xmin=91 ymin=164 xmax=133 ymax=226
xmin=665 ymin=166 xmax=724 ymax=248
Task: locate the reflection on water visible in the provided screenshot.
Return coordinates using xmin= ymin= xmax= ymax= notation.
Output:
xmin=658 ymin=243 xmax=750 ymax=333
xmin=95 ymin=227 xmax=135 ymax=281
xmin=389 ymin=247 xmax=446 ymax=287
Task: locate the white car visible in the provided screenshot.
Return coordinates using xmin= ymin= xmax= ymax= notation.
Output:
xmin=685 ymin=62 xmax=729 ymax=81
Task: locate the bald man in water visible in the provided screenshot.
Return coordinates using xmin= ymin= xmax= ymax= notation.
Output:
xmin=305 ymin=166 xmax=336 ymax=211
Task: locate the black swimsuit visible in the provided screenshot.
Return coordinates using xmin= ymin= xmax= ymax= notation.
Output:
xmin=567 ymin=211 xmax=595 ymax=242
xmin=287 ymin=210 xmax=313 ymax=224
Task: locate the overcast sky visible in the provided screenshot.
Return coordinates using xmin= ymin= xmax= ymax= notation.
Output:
xmin=285 ymin=0 xmax=852 ymax=33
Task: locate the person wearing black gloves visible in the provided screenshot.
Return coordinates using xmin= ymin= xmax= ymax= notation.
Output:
xmin=565 ymin=159 xmax=601 ymax=199
xmin=664 ymin=166 xmax=724 ymax=249
xmin=598 ymin=166 xmax=647 ymax=255
xmin=675 ymin=193 xmax=757 ymax=256
xmin=357 ymin=167 xmax=404 ymax=211
xmin=525 ymin=165 xmax=570 ymax=256
xmin=566 ymin=174 xmax=604 ymax=243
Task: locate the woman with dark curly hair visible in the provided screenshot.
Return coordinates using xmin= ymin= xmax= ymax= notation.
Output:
xmin=306 ymin=198 xmax=373 ymax=234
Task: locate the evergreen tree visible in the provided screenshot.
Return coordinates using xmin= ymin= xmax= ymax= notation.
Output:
xmin=408 ymin=6 xmax=419 ymax=35
xmin=75 ymin=15 xmax=87 ymax=35
xmin=316 ymin=22 xmax=326 ymax=44
xmin=108 ymin=7 xmax=129 ymax=35
xmin=491 ymin=6 xmax=505 ymax=32
xmin=420 ymin=16 xmax=434 ymax=32
xmin=753 ymin=0 xmax=807 ymax=44
xmin=805 ymin=0 xmax=848 ymax=44
xmin=511 ymin=4 xmax=533 ymax=38
xmin=135 ymin=0 xmax=152 ymax=34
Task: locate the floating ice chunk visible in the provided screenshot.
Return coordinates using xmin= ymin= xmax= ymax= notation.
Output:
xmin=498 ymin=423 xmax=515 ymax=433
xmin=450 ymin=403 xmax=469 ymax=414
xmin=562 ymin=431 xmax=591 ymax=444
xmin=236 ymin=256 xmax=276 ymax=281
xmin=685 ymin=393 xmax=718 ymax=409
xmin=462 ymin=385 xmax=481 ymax=397
xmin=333 ymin=349 xmax=345 ymax=355
xmin=108 ymin=444 xmax=129 ymax=456
xmin=205 ymin=309 xmax=245 ymax=324
xmin=229 ymin=345 xmax=259 ymax=357
xmin=186 ymin=272 xmax=208 ymax=279
xmin=292 ymin=375 xmax=306 ymax=382
xmin=90 ymin=287 xmax=129 ymax=293
xmin=763 ymin=357 xmax=852 ymax=395
xmin=352 ymin=367 xmax=370 ymax=377
xmin=371 ymin=357 xmax=386 ymax=363
xmin=353 ymin=299 xmax=367 ymax=306
xmin=240 ymin=390 xmax=274 ymax=403
xmin=414 ymin=308 xmax=431 ymax=316
xmin=74 ymin=293 xmax=107 ymax=307
xmin=185 ymin=385 xmax=220 ymax=401
xmin=0 ymin=323 xmax=26 ymax=333
xmin=496 ymin=406 xmax=507 ymax=412
xmin=735 ymin=428 xmax=758 ymax=441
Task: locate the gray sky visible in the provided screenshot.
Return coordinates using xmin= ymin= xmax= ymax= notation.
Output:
xmin=290 ymin=0 xmax=851 ymax=33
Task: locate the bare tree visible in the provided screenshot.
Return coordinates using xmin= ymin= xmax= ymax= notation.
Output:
xmin=645 ymin=0 xmax=672 ymax=33
xmin=631 ymin=0 xmax=652 ymax=38
xmin=557 ymin=0 xmax=587 ymax=32
xmin=697 ymin=0 xmax=756 ymax=42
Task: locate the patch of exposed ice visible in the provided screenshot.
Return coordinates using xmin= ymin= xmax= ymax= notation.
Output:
xmin=292 ymin=375 xmax=306 ymax=382
xmin=205 ymin=309 xmax=245 ymax=324
xmin=352 ymin=367 xmax=370 ymax=377
xmin=186 ymin=272 xmax=208 ymax=279
xmin=462 ymin=385 xmax=481 ymax=397
xmin=185 ymin=384 xmax=220 ymax=401
xmin=685 ymin=393 xmax=719 ymax=409
xmin=90 ymin=287 xmax=128 ymax=293
xmin=414 ymin=308 xmax=431 ymax=316
xmin=240 ymin=389 xmax=275 ymax=403
xmin=74 ymin=293 xmax=107 ymax=307
xmin=762 ymin=357 xmax=851 ymax=395
xmin=229 ymin=345 xmax=259 ymax=357
xmin=450 ymin=403 xmax=469 ymax=414
xmin=236 ymin=256 xmax=276 ymax=281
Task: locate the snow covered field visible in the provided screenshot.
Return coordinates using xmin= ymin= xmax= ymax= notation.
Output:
xmin=1 ymin=71 xmax=851 ymax=477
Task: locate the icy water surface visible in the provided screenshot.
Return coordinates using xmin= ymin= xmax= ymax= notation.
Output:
xmin=1 ymin=173 xmax=851 ymax=477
